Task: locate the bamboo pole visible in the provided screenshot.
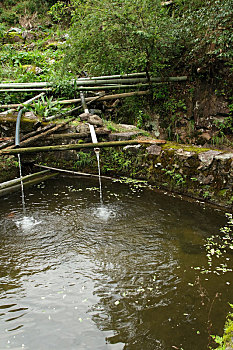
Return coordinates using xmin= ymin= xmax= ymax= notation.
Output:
xmin=0 ymin=90 xmax=149 ymax=109
xmin=44 ymin=93 xmax=105 ymax=121
xmin=77 ymin=72 xmax=149 ymax=80
xmin=1 ymin=139 xmax=166 ymax=155
xmin=70 ymin=83 xmax=149 ymax=91
xmin=0 ymin=172 xmax=58 ymax=198
xmin=0 ymin=124 xmax=55 ymax=150
xmin=0 ymin=82 xmax=50 ymax=88
xmin=0 ymin=75 xmax=187 ymax=89
xmin=0 ymin=170 xmax=50 ymax=190
xmin=47 ymin=130 xmax=110 ymax=140
xmin=10 ymin=119 xmax=73 ymax=149
xmin=73 ymin=76 xmax=188 ymax=87
xmin=34 ymin=164 xmax=115 ymax=180
xmin=4 ymin=115 xmax=76 ymax=151
xmin=0 ymin=89 xmax=51 ymax=92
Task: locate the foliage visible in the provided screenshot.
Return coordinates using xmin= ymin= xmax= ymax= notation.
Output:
xmin=61 ymin=0 xmax=233 ymax=76
xmin=63 ymin=0 xmax=171 ymax=75
xmin=161 ymin=166 xmax=186 ymax=186
xmin=51 ymin=79 xmax=80 ymax=99
xmin=0 ymin=0 xmax=58 ymax=25
xmin=196 ymin=213 xmax=233 ymax=275
xmin=211 ymin=303 xmax=233 ymax=350
xmin=48 ymin=1 xmax=72 ymax=23
xmin=26 ymin=95 xmax=64 ymax=118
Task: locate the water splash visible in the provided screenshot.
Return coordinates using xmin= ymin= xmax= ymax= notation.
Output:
xmin=16 ymin=216 xmax=41 ymax=231
xmin=95 ymin=149 xmax=103 ymax=204
xmin=17 ymin=153 xmax=26 ymax=215
xmin=94 ymin=205 xmax=116 ymax=221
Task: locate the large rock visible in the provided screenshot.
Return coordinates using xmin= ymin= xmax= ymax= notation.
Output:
xmin=215 ymin=153 xmax=233 ymax=161
xmin=146 ymin=145 xmax=162 ymax=156
xmin=79 ymin=113 xmax=91 ymax=121
xmin=109 ymin=132 xmax=141 ymax=141
xmin=22 ymin=65 xmax=43 ymax=74
xmin=198 ymin=150 xmax=221 ymax=168
xmin=123 ymin=144 xmax=141 ymax=154
xmin=4 ymin=31 xmax=24 ymax=43
xmin=87 ymin=115 xmax=103 ymax=127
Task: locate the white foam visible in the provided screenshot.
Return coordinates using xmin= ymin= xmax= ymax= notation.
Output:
xmin=95 ymin=206 xmax=115 ymax=221
xmin=16 ymin=216 xmax=41 ymax=231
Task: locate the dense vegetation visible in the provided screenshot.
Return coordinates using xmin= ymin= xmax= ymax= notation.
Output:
xmin=1 ymin=0 xmax=232 ymax=77
xmin=0 ymin=1 xmax=233 ymax=348
xmin=0 ymin=0 xmax=232 ymax=142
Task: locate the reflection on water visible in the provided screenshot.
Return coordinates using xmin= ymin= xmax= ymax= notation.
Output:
xmin=0 ymin=177 xmax=230 ymax=350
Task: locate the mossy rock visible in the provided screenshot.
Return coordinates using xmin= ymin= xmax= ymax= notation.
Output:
xmin=161 ymin=141 xmax=214 ymax=154
xmin=45 ymin=41 xmax=62 ymax=50
xmin=0 ymin=155 xmax=19 ymax=183
xmin=21 ymin=65 xmax=43 ymax=74
xmin=4 ymin=32 xmax=24 ymax=43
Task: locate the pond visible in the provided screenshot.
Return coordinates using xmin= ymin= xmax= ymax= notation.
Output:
xmin=0 ymin=177 xmax=232 ymax=350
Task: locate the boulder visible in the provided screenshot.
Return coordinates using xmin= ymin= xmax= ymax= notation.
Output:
xmin=79 ymin=113 xmax=91 ymax=121
xmin=87 ymin=114 xmax=103 ymax=127
xmin=76 ymin=124 xmax=90 ymax=134
xmin=123 ymin=145 xmax=141 ymax=154
xmin=22 ymin=65 xmax=43 ymax=74
xmin=109 ymin=132 xmax=141 ymax=141
xmin=118 ymin=124 xmax=137 ymax=131
xmin=198 ymin=150 xmax=221 ymax=169
xmin=4 ymin=31 xmax=24 ymax=43
xmin=146 ymin=145 xmax=162 ymax=156
xmin=22 ymin=31 xmax=37 ymax=42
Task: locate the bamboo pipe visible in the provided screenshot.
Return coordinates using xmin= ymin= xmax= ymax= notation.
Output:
xmin=0 ymin=89 xmax=51 ymax=92
xmin=0 ymin=76 xmax=187 ymax=89
xmin=77 ymin=72 xmax=149 ymax=80
xmin=15 ymin=93 xmax=46 ymax=147
xmin=44 ymin=93 xmax=105 ymax=121
xmin=72 ymin=76 xmax=188 ymax=87
xmin=0 ymin=90 xmax=149 ymax=109
xmin=0 ymin=172 xmax=58 ymax=198
xmin=0 ymin=170 xmax=50 ymax=190
xmin=1 ymin=139 xmax=166 ymax=155
xmin=34 ymin=164 xmax=115 ymax=180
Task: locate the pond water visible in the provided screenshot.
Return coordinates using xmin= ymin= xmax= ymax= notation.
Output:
xmin=0 ymin=177 xmax=232 ymax=350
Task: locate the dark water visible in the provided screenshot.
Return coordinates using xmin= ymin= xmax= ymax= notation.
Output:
xmin=0 ymin=177 xmax=232 ymax=350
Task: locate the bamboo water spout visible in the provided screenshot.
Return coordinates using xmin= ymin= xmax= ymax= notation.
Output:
xmin=1 ymin=139 xmax=166 ymax=155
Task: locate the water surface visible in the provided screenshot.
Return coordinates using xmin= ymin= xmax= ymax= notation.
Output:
xmin=0 ymin=177 xmax=231 ymax=350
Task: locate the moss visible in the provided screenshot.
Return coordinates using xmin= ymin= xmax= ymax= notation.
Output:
xmin=161 ymin=141 xmax=220 ymax=154
xmin=0 ymin=155 xmax=19 ymax=183
xmin=213 ymin=306 xmax=233 ymax=349
xmin=218 ymin=189 xmax=228 ymax=197
xmin=4 ymin=32 xmax=24 ymax=43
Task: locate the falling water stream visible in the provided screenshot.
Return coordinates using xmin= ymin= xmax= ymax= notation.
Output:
xmin=89 ymin=123 xmax=103 ymax=203
xmin=17 ymin=153 xmax=26 ymax=215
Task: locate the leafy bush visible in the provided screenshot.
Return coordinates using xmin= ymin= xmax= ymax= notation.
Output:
xmin=61 ymin=0 xmax=233 ymax=76
xmin=63 ymin=0 xmax=171 ymax=75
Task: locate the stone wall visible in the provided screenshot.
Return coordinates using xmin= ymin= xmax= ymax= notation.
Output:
xmin=35 ymin=140 xmax=233 ymax=210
